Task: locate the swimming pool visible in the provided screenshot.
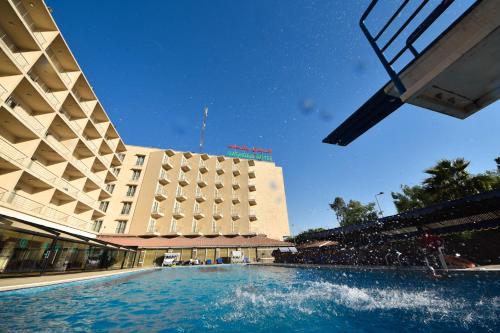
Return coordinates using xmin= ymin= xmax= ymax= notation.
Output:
xmin=0 ymin=265 xmax=498 ymax=332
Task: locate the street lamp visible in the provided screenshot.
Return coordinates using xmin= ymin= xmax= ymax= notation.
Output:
xmin=375 ymin=192 xmax=384 ymax=217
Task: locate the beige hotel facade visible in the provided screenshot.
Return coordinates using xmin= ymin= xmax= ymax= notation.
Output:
xmin=0 ymin=0 xmax=291 ymax=276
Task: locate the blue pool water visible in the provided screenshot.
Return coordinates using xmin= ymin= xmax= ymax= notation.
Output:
xmin=0 ymin=265 xmax=499 ymax=332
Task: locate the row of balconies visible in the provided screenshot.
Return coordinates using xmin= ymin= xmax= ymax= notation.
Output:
xmin=168 ymin=206 xmax=257 ymax=221
xmin=4 ymin=88 xmax=120 ymax=174
xmin=0 ymin=186 xmax=96 ymax=233
xmin=2 ymin=101 xmax=119 ymax=194
xmin=159 ymin=152 xmax=256 ymax=178
xmin=0 ymin=4 xmax=126 ymax=162
xmin=0 ymin=134 xmax=108 ymax=212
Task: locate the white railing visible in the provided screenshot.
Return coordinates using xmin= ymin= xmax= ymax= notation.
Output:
xmin=5 ymin=96 xmax=45 ymax=135
xmin=27 ymin=70 xmax=60 ymax=107
xmin=59 ymin=108 xmax=82 ymax=135
xmin=173 ymin=206 xmax=184 ymax=215
xmin=4 ymin=96 xmax=104 ymax=188
xmin=176 ymin=187 xmax=185 ymax=197
xmin=0 ymin=137 xmax=96 ymax=208
xmin=0 ymin=83 xmax=7 ymax=98
xmin=0 ymin=27 xmax=29 ymax=69
xmin=46 ymin=48 xmax=72 ymax=85
xmin=155 ymin=187 xmax=167 ymax=197
xmin=0 ymin=187 xmax=93 ymax=232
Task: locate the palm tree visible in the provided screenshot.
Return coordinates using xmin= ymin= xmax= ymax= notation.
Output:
xmin=423 ymin=158 xmax=473 ymax=201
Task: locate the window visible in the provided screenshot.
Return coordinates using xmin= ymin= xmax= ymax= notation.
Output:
xmin=231 ymin=220 xmax=237 ymax=233
xmin=136 ymin=155 xmax=146 ymax=166
xmin=152 ymin=200 xmax=160 ymax=212
xmin=147 ymin=219 xmax=156 ymax=233
xmin=112 ymin=167 xmax=121 ymax=176
xmin=105 ymin=183 xmax=115 ymax=193
xmin=92 ymin=220 xmax=103 ymax=232
xmin=170 ymin=218 xmax=177 ymax=233
xmin=211 ymin=219 xmax=217 ymax=233
xmin=116 ymin=220 xmax=127 ymax=234
xmin=99 ymin=201 xmax=109 ymax=212
xmin=117 ymin=153 xmax=126 ymax=161
xmin=174 ymin=201 xmax=181 ymax=212
xmin=121 ymin=202 xmax=132 ymax=215
xmin=131 ymin=169 xmax=141 ymax=181
xmin=192 ymin=219 xmax=198 ymax=233
xmin=126 ymin=185 xmax=137 ymax=197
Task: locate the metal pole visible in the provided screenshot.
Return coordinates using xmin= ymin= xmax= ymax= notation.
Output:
xmin=375 ymin=192 xmax=384 ymax=217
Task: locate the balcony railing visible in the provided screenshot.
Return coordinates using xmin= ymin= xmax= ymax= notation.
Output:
xmin=181 ymin=158 xmax=191 ymax=172
xmin=46 ymin=48 xmax=72 ymax=85
xmin=178 ymin=173 xmax=190 ymax=186
xmin=0 ymin=137 xmax=97 ymax=208
xmin=199 ymin=159 xmax=208 ymax=173
xmin=173 ymin=206 xmax=185 ymax=218
xmin=151 ymin=205 xmax=165 ymax=218
xmin=5 ymin=96 xmax=45 ymax=135
xmin=0 ymin=187 xmax=93 ymax=232
xmin=0 ymin=27 xmax=29 ymax=69
xmin=27 ymin=70 xmax=60 ymax=107
xmin=0 ymin=83 xmax=7 ymax=98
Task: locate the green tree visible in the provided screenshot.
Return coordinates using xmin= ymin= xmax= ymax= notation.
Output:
xmin=289 ymin=228 xmax=326 ymax=244
xmin=392 ymin=157 xmax=500 ymax=213
xmin=329 ymin=197 xmax=378 ymax=227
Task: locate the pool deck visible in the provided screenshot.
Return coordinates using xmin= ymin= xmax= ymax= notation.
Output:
xmin=0 ymin=268 xmax=158 ymax=292
xmin=252 ymin=263 xmax=500 ymax=272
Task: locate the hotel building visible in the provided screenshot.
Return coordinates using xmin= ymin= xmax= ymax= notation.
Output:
xmin=0 ymin=0 xmax=291 ymax=276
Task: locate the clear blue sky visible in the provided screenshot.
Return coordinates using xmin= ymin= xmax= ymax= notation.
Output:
xmin=47 ymin=0 xmax=500 ymax=234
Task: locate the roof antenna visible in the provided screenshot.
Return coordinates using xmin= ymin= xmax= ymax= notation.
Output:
xmin=199 ymin=106 xmax=208 ymax=153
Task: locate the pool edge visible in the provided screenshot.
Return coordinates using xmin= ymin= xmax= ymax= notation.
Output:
xmin=0 ymin=268 xmax=160 ymax=292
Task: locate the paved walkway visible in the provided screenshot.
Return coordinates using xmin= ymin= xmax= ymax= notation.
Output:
xmin=0 ymin=268 xmax=157 ymax=292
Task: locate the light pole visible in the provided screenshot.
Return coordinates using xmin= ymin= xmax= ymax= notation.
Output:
xmin=375 ymin=192 xmax=384 ymax=217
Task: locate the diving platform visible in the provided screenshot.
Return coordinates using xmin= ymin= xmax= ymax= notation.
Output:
xmin=324 ymin=0 xmax=500 ymax=146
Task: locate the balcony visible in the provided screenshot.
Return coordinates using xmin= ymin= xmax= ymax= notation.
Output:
xmin=248 ymin=182 xmax=256 ymax=192
xmin=159 ymin=171 xmax=170 ymax=185
xmin=232 ymin=195 xmax=240 ymax=204
xmin=181 ymin=160 xmax=191 ymax=172
xmin=176 ymin=190 xmax=187 ymax=202
xmin=197 ymin=176 xmax=207 ymax=188
xmin=248 ymin=168 xmax=256 ymax=179
xmin=232 ymin=166 xmax=240 ymax=176
xmin=249 ymin=211 xmax=258 ymax=221
xmin=195 ymin=192 xmax=207 ymax=202
xmin=178 ymin=174 xmax=190 ymax=186
xmin=193 ymin=208 xmax=205 ymax=219
xmin=232 ymin=180 xmax=240 ymax=189
xmin=155 ymin=188 xmax=167 ymax=201
xmin=151 ymin=206 xmax=164 ymax=219
xmin=216 ymin=164 xmax=224 ymax=175
xmin=173 ymin=207 xmax=185 ymax=219
xmin=215 ymin=179 xmax=224 ymax=189
xmin=0 ymin=188 xmax=94 ymax=232
xmin=213 ymin=210 xmax=223 ymax=220
xmin=162 ymin=156 xmax=173 ymax=170
xmin=199 ymin=160 xmax=208 ymax=173
xmin=249 ymin=194 xmax=257 ymax=206
xmin=0 ymin=136 xmax=98 ymax=211
xmin=231 ymin=211 xmax=240 ymax=220
xmin=214 ymin=194 xmax=224 ymax=204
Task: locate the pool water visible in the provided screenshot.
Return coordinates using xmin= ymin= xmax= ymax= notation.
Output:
xmin=0 ymin=265 xmax=498 ymax=332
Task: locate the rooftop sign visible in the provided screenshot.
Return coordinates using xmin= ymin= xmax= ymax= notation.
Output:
xmin=226 ymin=144 xmax=273 ymax=162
